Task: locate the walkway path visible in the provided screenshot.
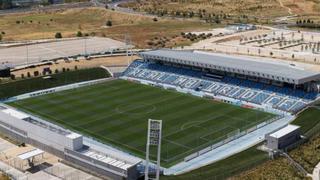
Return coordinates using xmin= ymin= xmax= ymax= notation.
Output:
xmin=277 ymin=0 xmax=293 ymax=15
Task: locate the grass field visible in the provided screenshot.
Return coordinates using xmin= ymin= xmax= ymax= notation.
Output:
xmin=235 ymin=106 xmax=320 ymax=179
xmin=8 ymin=79 xmax=274 ymax=166
xmin=0 ymin=67 xmax=110 ymax=100
xmin=292 ymin=106 xmax=320 ymax=137
xmin=162 ymin=145 xmax=269 ymax=180
xmin=162 ymin=105 xmax=320 ymax=179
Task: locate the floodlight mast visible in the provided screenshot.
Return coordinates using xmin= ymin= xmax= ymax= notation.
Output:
xmin=124 ymin=33 xmax=133 ymax=66
xmin=145 ymin=119 xmax=162 ymax=180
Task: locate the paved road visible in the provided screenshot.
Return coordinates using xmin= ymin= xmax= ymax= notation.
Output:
xmin=0 ymin=2 xmax=93 ymax=15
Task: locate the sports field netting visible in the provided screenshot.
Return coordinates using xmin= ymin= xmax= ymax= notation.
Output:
xmin=8 ymin=80 xmax=275 ymax=166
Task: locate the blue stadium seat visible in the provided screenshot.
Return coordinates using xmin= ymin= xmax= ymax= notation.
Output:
xmin=276 ymin=100 xmax=297 ymax=111
xmin=121 ymin=61 xmax=317 ymax=113
xmin=290 ymin=101 xmax=307 ymax=113
xmin=250 ymin=93 xmax=271 ymax=105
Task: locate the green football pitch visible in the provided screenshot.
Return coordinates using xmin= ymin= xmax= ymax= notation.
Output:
xmin=8 ymin=79 xmax=275 ymax=166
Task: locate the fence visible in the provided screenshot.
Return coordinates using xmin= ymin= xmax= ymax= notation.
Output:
xmin=280 ymin=151 xmax=308 ymax=176
xmin=184 ymin=115 xmax=283 ymax=162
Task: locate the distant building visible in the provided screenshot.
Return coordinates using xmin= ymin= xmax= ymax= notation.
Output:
xmin=227 ymin=24 xmax=257 ymax=32
xmin=266 ymin=125 xmax=301 ymax=150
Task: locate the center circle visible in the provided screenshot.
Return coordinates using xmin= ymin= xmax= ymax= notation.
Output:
xmin=116 ymin=103 xmax=156 ymax=115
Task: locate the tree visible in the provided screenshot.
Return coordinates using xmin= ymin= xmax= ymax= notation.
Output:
xmin=106 ymin=20 xmax=112 ymax=27
xmin=55 ymin=32 xmax=62 ymax=39
xmin=76 ymin=31 xmax=83 ymax=37
xmin=214 ymin=16 xmax=221 ymax=24
xmin=0 ymin=34 xmax=2 ymax=41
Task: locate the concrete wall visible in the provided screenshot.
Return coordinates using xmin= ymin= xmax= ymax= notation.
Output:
xmin=266 ymin=129 xmax=301 ymax=150
xmin=65 ymin=148 xmax=141 ymax=180
xmin=0 ymin=113 xmax=73 ymax=151
xmin=0 ymin=120 xmax=137 ymax=180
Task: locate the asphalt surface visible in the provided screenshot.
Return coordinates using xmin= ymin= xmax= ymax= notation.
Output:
xmin=0 ymin=2 xmax=93 ymax=15
xmin=0 ymin=37 xmax=127 ymax=66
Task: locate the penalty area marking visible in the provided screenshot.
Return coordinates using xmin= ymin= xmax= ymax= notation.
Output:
xmin=180 ymin=121 xmax=203 ymax=130
xmin=115 ymin=103 xmax=156 ymax=115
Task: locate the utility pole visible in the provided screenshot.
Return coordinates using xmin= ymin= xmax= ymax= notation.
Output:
xmin=26 ymin=44 xmax=29 ymax=64
xmin=124 ymin=33 xmax=133 ymax=66
xmin=84 ymin=38 xmax=87 ymax=56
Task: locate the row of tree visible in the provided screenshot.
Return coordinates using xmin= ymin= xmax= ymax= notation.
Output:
xmin=296 ymin=19 xmax=319 ymax=29
xmin=296 ymin=19 xmax=315 ymax=24
xmin=141 ymin=7 xmax=251 ymax=24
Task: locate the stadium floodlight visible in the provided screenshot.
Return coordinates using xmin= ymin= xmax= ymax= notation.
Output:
xmin=145 ymin=119 xmax=162 ymax=180
xmin=124 ymin=33 xmax=133 ymax=66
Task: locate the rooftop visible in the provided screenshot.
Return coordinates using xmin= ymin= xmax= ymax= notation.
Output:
xmin=79 ymin=148 xmax=140 ymax=170
xmin=140 ymin=50 xmax=320 ymax=84
xmin=1 ymin=107 xmax=72 ymax=136
xmin=18 ymin=149 xmax=44 ymax=160
xmin=269 ymin=124 xmax=300 ymax=138
xmin=2 ymin=108 xmax=30 ymax=120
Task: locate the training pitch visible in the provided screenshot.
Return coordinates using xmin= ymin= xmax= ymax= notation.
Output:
xmin=8 ymin=80 xmax=274 ymax=166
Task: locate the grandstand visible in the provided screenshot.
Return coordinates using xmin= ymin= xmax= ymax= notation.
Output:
xmin=121 ymin=50 xmax=320 ymax=114
xmin=4 ymin=49 xmax=320 ymax=178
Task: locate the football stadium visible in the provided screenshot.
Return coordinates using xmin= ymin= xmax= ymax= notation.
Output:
xmin=2 ymin=49 xmax=320 ymax=178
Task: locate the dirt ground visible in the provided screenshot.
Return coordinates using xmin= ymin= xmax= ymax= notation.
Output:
xmin=281 ymin=0 xmax=320 ymax=15
xmin=0 ymin=7 xmax=211 ymax=48
xmin=185 ymin=28 xmax=320 ymax=66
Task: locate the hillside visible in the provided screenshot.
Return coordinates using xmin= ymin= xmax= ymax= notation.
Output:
xmin=121 ymin=0 xmax=320 ymax=19
xmin=0 ymin=7 xmax=211 ymax=48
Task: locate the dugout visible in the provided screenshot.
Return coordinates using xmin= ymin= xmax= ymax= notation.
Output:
xmin=266 ymin=125 xmax=301 ymax=150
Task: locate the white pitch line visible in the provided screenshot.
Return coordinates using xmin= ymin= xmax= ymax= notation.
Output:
xmin=37 ymin=44 xmax=69 ymax=57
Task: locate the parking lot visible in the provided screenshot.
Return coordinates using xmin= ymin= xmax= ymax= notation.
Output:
xmin=0 ymin=37 xmax=128 ymax=66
